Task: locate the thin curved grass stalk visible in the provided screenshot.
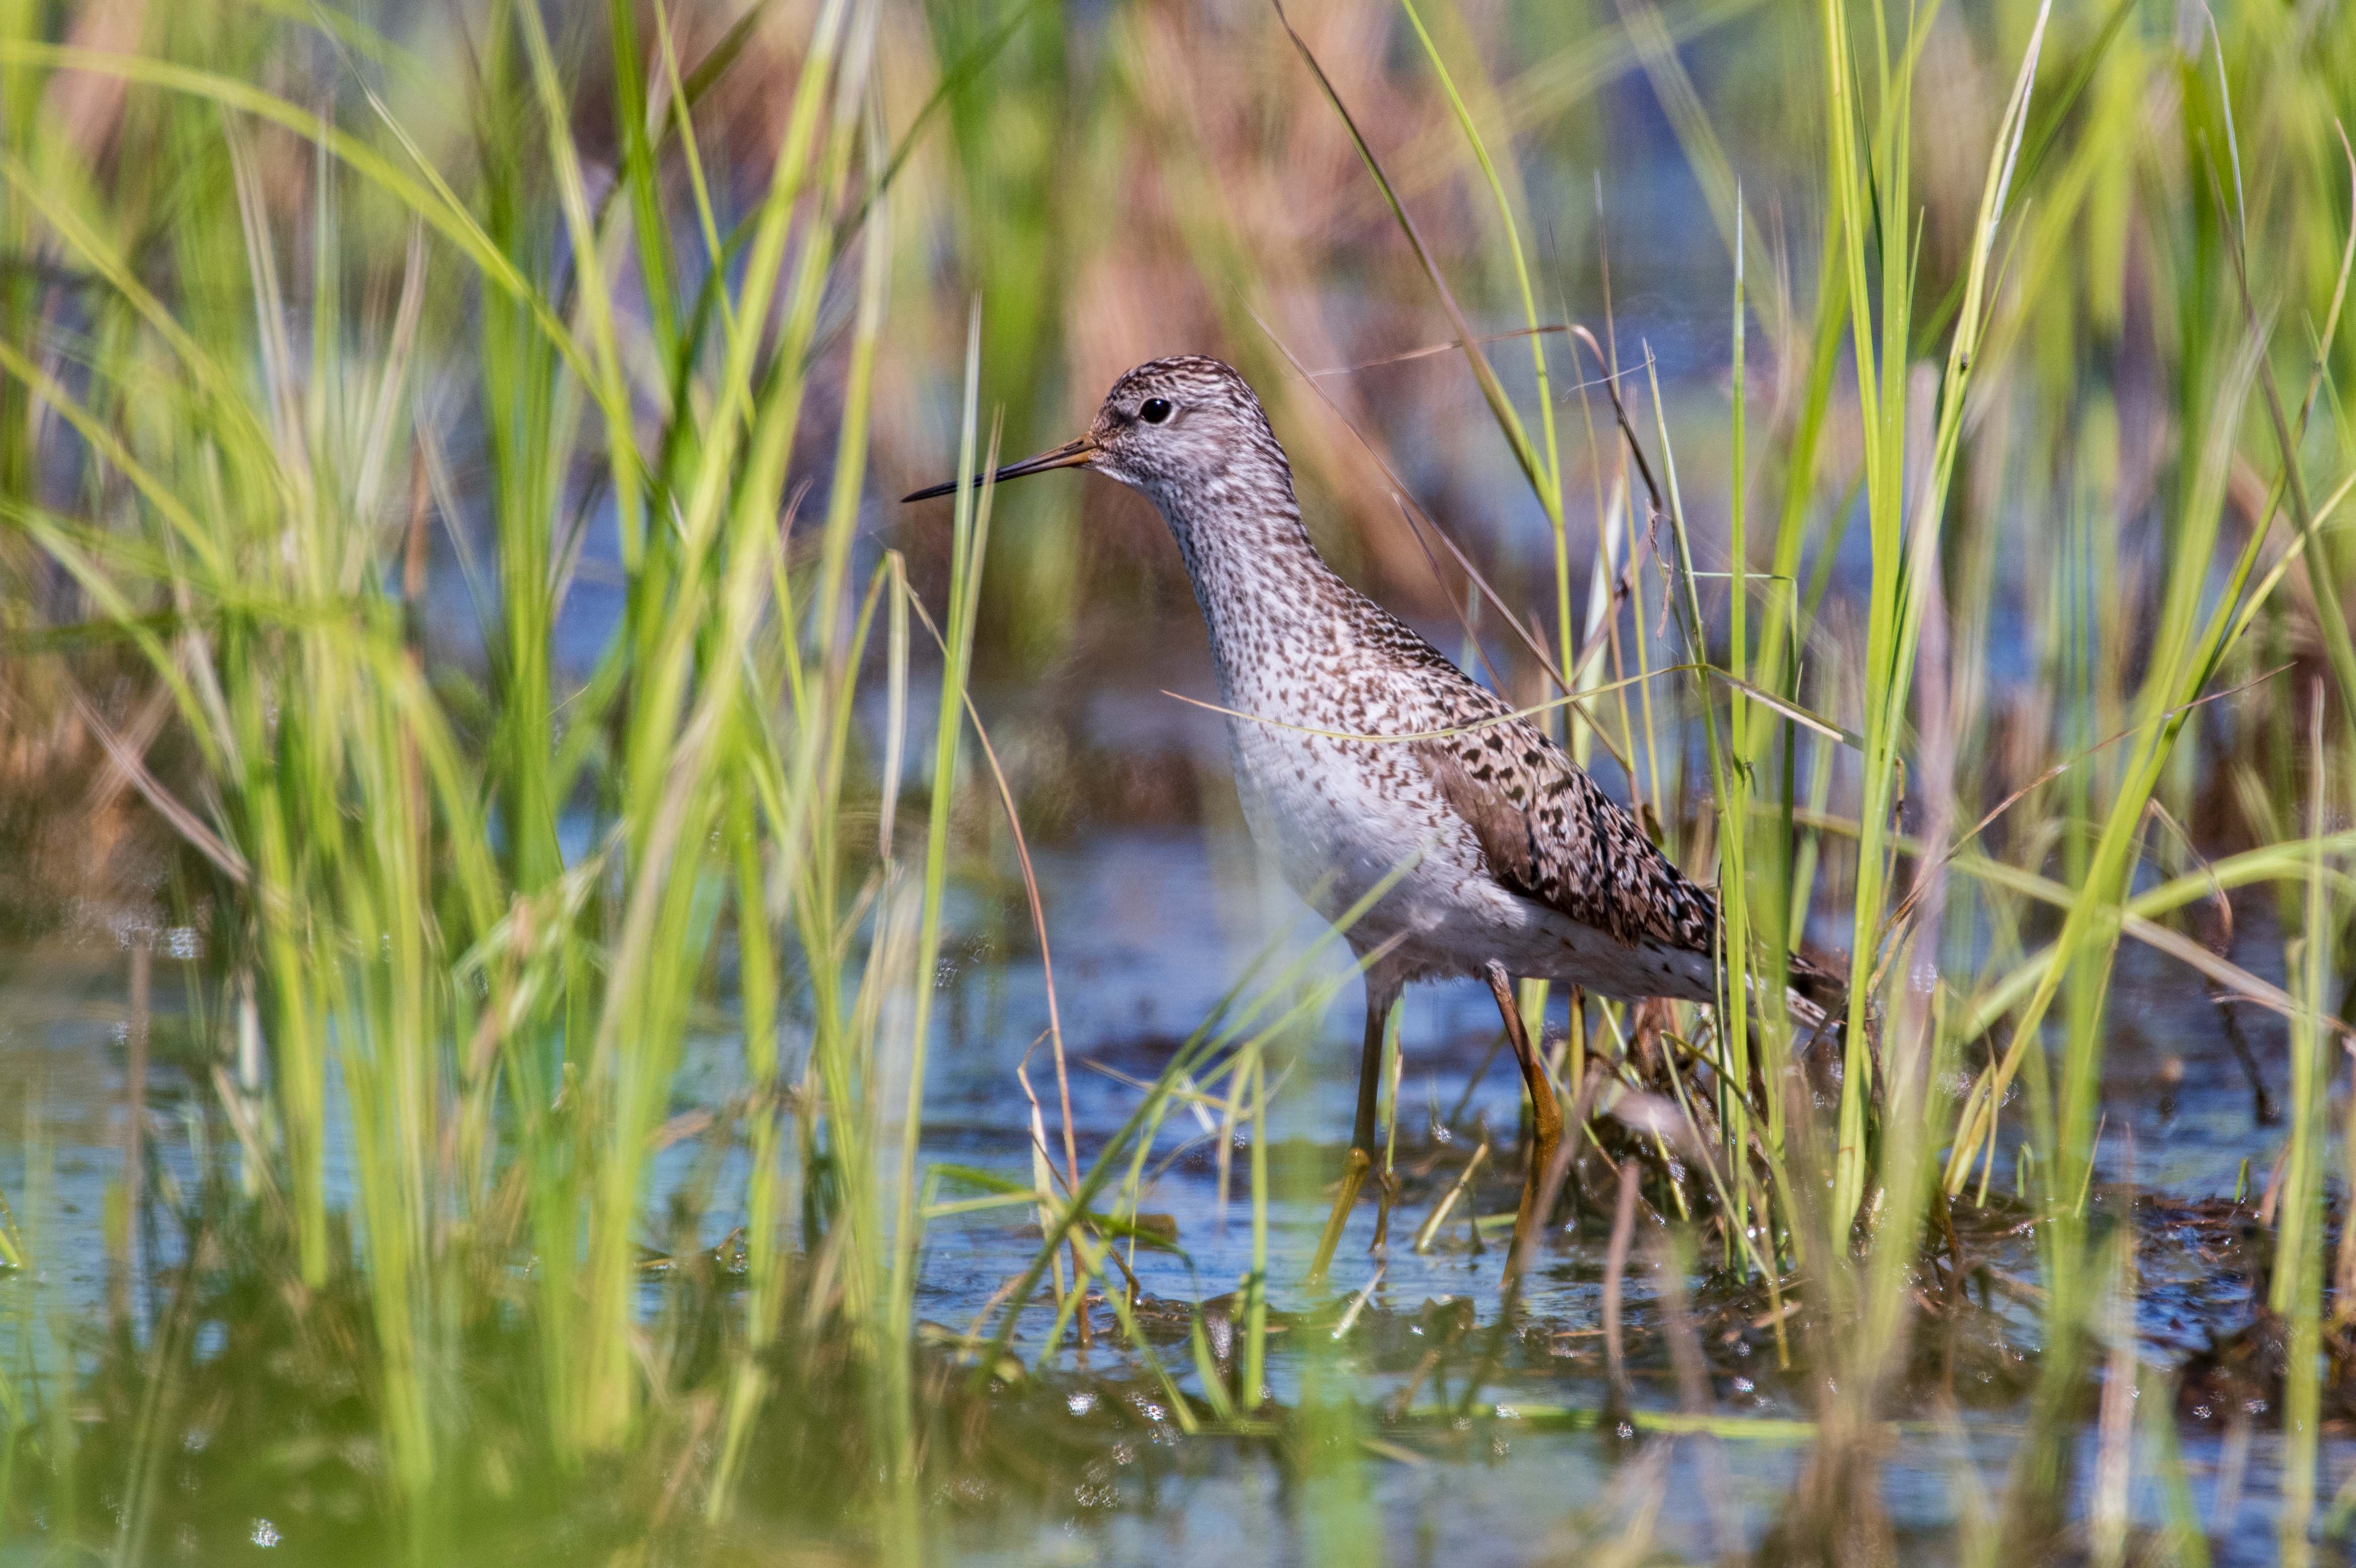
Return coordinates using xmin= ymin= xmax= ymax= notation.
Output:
xmin=899 ymin=583 xmax=1087 ymax=1320
xmin=1776 ymin=801 xmax=2356 ymax=1042
xmin=1243 ymin=1053 xmax=1269 ymax=1409
xmin=2275 ymin=689 xmax=2334 ymax=1561
xmin=1023 ymin=958 xmax=1367 ymax=1365
xmin=882 ymin=304 xmax=997 ymax=1528
xmin=975 ymin=857 xmax=1423 ymax=1380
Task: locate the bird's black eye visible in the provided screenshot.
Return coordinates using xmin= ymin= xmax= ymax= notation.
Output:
xmin=1138 ymin=397 xmax=1174 ymax=425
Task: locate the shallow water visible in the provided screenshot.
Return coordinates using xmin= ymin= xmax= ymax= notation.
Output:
xmin=5 ymin=805 xmax=2351 ymax=1562
xmin=918 ymin=827 xmax=2353 ymax=1562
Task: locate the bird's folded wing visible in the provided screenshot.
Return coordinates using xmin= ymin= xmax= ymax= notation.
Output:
xmin=1405 ymin=708 xmax=1716 ymax=956
xmin=1405 ymin=699 xmax=1849 ymax=1016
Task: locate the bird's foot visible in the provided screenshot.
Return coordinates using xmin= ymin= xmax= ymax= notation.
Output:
xmin=1503 ymin=1129 xmax=1562 ymax=1286
xmin=1369 ymin=1166 xmax=1401 ymax=1251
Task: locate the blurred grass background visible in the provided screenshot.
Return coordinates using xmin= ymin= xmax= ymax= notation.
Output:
xmin=2 ymin=0 xmax=2356 ymax=1562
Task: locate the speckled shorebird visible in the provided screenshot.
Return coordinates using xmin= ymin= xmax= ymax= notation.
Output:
xmin=906 ymin=355 xmax=1835 ymax=1277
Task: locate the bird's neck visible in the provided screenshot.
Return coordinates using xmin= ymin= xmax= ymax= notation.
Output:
xmin=1145 ymin=467 xmax=1360 ymax=707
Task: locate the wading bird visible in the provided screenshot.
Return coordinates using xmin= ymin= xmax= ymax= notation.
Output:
xmin=906 ymin=356 xmax=1835 ymax=1279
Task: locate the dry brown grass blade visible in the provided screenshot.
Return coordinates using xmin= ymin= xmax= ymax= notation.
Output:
xmin=902 ymin=582 xmax=1091 ymax=1328
xmin=1567 ymin=325 xmax=1666 ymax=524
xmin=1158 ymin=661 xmax=1685 ymax=744
xmin=1308 ymin=324 xmax=1570 ymax=377
xmin=1879 ymin=660 xmax=2291 ymax=938
xmin=69 ymin=686 xmax=250 ymax=886
xmin=1270 ymin=0 xmax=1548 ymax=498
xmin=1602 ymin=1159 xmax=1639 ymax=1409
xmin=1250 ymin=310 xmax=1518 ymax=695
xmin=78 ymin=684 xmax=173 ymax=815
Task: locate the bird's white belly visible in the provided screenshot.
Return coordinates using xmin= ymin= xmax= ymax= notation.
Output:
xmin=1228 ymin=721 xmax=1458 ymax=929
xmin=1225 ymin=718 xmax=1715 ymax=1000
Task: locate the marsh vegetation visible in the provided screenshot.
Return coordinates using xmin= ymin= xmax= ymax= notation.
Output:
xmin=4 ymin=0 xmax=2356 ymax=1562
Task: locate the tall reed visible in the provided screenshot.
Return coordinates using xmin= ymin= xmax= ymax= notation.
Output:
xmin=0 ymin=0 xmax=988 ymax=1552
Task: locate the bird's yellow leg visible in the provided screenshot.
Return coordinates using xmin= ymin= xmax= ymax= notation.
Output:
xmin=1369 ymin=1162 xmax=1401 ymax=1250
xmin=1308 ymin=1148 xmax=1370 ymax=1287
xmin=1487 ymin=962 xmax=1560 ymax=1280
xmin=1311 ymin=972 xmax=1402 ymax=1287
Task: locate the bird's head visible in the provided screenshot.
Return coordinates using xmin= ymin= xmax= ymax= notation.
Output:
xmin=902 ymin=355 xmax=1286 ymax=508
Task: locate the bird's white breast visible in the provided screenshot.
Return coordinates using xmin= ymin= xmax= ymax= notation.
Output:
xmin=1219 ymin=651 xmax=1493 ymax=970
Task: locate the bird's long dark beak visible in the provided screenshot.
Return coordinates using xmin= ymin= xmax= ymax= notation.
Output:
xmin=901 ymin=435 xmax=1096 ymax=503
